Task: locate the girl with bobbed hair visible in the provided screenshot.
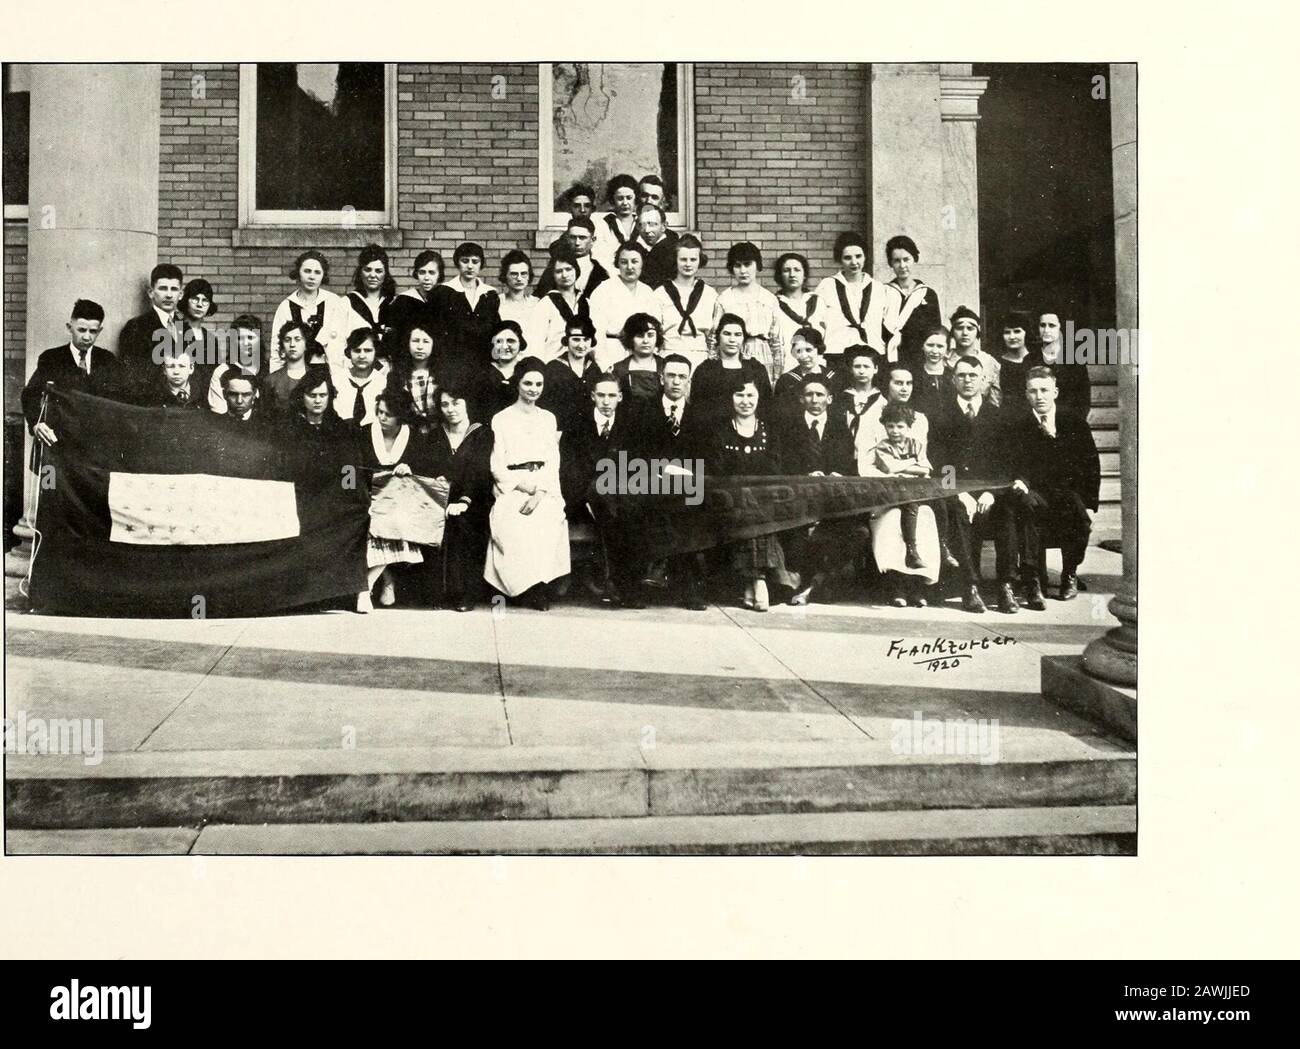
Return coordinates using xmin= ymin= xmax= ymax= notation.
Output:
xmin=882 ymin=234 xmax=942 ymax=377
xmin=772 ymin=251 xmax=825 ymax=372
xmin=385 ymin=249 xmax=447 ymax=366
xmin=811 ymin=231 xmax=888 ymax=367
xmin=688 ymin=311 xmax=772 ymax=425
xmin=497 ymin=248 xmax=543 ymax=353
xmin=346 ymin=243 xmax=399 ymax=353
xmin=652 ymin=233 xmax=717 ymax=371
xmin=483 ymin=355 xmax=569 ymax=610
xmin=433 ymin=241 xmax=502 ymax=372
xmin=270 ymin=249 xmax=363 ymax=371
xmin=713 ymin=241 xmax=784 ymax=386
xmin=592 ymin=172 xmax=640 ymax=273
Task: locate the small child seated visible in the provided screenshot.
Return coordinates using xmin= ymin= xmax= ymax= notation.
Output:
xmin=872 ymin=402 xmax=931 ymax=571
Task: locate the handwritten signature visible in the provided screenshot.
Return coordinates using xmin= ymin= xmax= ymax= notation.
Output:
xmin=886 ymin=636 xmax=1018 ymax=672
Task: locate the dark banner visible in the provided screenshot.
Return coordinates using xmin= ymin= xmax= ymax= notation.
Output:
xmin=27 ymin=389 xmax=368 ymax=618
xmin=589 ymin=457 xmax=1011 ymax=558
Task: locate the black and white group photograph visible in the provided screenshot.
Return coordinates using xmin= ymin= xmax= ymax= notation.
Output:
xmin=1 ymin=55 xmax=1139 ymax=859
xmin=0 ymin=0 xmax=1292 ymax=970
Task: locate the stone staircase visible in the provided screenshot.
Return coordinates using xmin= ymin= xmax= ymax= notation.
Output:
xmin=1087 ymin=365 xmax=1122 ymax=543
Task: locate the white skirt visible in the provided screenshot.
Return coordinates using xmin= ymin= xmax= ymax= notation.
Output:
xmin=483 ymin=488 xmax=571 ymax=596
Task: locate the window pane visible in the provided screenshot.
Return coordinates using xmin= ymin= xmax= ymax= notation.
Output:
xmin=255 ymin=63 xmax=384 ymax=212
xmin=3 ymin=65 xmax=30 ymax=207
xmin=551 ymin=63 xmax=678 ymax=210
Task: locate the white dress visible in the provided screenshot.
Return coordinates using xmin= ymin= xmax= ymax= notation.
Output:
xmin=498 ymin=295 xmax=545 ymax=357
xmin=483 ymin=403 xmax=571 ymax=596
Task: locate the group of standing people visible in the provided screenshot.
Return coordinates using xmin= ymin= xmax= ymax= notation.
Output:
xmin=22 ymin=170 xmax=1101 ymax=617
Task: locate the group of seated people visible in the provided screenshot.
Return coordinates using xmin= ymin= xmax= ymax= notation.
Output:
xmin=21 ymin=173 xmax=1101 ymax=617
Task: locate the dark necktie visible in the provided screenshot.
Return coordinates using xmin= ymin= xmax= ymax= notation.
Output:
xmin=352 ymin=382 xmax=367 ymax=424
xmin=600 ymin=418 xmax=611 ymax=439
xmin=809 ymin=417 xmax=821 ymax=441
xmin=176 ymin=387 xmax=189 ymax=405
xmin=78 ymin=349 xmax=90 ymax=375
xmin=668 ymin=403 xmax=680 ymax=436
xmin=965 ymin=402 xmax=976 ymax=420
xmin=1037 ymin=414 xmax=1054 ymax=438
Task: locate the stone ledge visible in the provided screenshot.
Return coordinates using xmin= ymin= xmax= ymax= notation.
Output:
xmin=1041 ymin=654 xmax=1137 ymax=744
xmin=231 ymin=226 xmax=405 ymax=250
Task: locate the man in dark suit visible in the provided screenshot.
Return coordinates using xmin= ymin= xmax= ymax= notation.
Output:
xmin=778 ymin=374 xmax=858 ymax=605
xmin=568 ymin=374 xmax=647 ymax=607
xmin=929 ymin=355 xmax=1023 ymax=614
xmin=541 ymin=317 xmax=603 ymax=437
xmin=116 ymin=263 xmax=185 ymax=401
xmin=534 ymin=217 xmax=610 ymax=298
xmin=142 ymin=347 xmax=206 ymax=409
xmin=21 ymin=299 xmax=124 ymax=448
xmin=1009 ymin=366 xmax=1101 ymax=601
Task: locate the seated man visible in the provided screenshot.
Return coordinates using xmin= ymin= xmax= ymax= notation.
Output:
xmin=1010 ymin=366 xmax=1101 ymax=601
xmin=566 ymin=374 xmax=646 ymax=607
xmin=778 ymin=373 xmax=857 ymax=606
xmin=22 ymin=299 xmax=123 ymax=449
xmin=929 ymin=355 xmax=1022 ymax=614
xmin=774 ymin=327 xmax=836 ymax=420
xmin=216 ymin=368 xmax=271 ymax=432
xmin=541 ymin=317 xmax=602 ymax=437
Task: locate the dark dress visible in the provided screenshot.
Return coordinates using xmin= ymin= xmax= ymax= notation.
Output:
xmin=430 ymin=422 xmax=494 ymax=604
xmin=911 ymin=366 xmax=954 ymax=421
xmin=433 ymin=282 xmax=501 ymax=374
xmin=540 ymin=357 xmax=603 ymax=437
xmin=704 ymin=418 xmax=793 ymax=584
xmin=689 ymin=357 xmax=773 ymax=427
xmin=611 ymin=355 xmax=665 ymax=404
xmin=384 ymin=289 xmax=443 ymax=362
xmin=346 ymin=292 xmax=397 ymax=356
xmin=884 ymin=280 xmax=942 ymax=378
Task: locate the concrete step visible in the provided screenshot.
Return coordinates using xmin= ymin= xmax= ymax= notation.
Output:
xmin=1087 ymin=405 xmax=1119 ymax=429
xmin=1090 ymin=384 xmax=1117 ymax=407
xmin=5 ymin=806 xmax=1137 ymax=856
xmin=5 ymin=738 xmax=1136 ymax=830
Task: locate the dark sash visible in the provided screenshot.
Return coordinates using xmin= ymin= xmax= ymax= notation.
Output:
xmin=663 ymin=281 xmax=706 ymax=337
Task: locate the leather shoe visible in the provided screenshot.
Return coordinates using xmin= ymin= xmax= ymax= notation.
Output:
xmin=1023 ymin=576 xmax=1047 ymax=611
xmin=1059 ymin=573 xmax=1079 ymax=601
xmin=962 ymin=585 xmax=987 ymax=614
xmin=997 ymin=582 xmax=1019 ymax=614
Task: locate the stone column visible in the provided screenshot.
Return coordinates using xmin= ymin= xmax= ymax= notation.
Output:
xmin=1080 ymin=63 xmax=1137 ymax=688
xmin=869 ymin=64 xmax=947 ymax=299
xmin=938 ymin=64 xmax=989 ymax=317
xmin=8 ymin=65 xmax=162 ymax=579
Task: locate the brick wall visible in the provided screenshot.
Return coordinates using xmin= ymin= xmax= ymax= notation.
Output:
xmin=3 ymin=220 xmax=27 ymax=414
xmin=4 ymin=63 xmax=870 ymax=404
xmin=694 ymin=63 xmax=869 ymax=288
xmin=158 ymin=63 xmax=542 ymax=333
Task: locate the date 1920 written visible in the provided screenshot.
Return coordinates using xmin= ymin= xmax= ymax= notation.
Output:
xmin=887 ymin=635 xmax=1017 ymax=673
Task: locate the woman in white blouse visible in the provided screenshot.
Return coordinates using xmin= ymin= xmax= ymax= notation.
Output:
xmin=483 ymin=356 xmax=570 ymax=610
xmin=811 ymin=231 xmax=888 ymax=366
xmin=270 ymin=250 xmax=361 ymax=372
xmin=497 ymin=249 xmax=544 ymax=353
xmin=653 ymin=234 xmax=718 ymax=371
xmin=772 ymin=252 xmax=824 ymax=374
xmin=587 ymin=242 xmax=657 ymax=370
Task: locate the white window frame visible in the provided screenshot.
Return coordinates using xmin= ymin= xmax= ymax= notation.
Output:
xmin=238 ymin=63 xmax=398 ymax=228
xmin=537 ymin=63 xmax=694 ymax=232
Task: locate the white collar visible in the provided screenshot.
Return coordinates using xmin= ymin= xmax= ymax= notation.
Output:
xmin=152 ymin=304 xmax=176 ymax=327
xmin=804 ymin=411 xmax=827 ymax=429
xmin=370 ymin=422 xmax=410 ymax=466
xmin=662 ymin=395 xmax=684 ymax=415
xmin=958 ymin=393 xmax=983 ymax=415
xmin=594 ymin=409 xmax=616 ymax=430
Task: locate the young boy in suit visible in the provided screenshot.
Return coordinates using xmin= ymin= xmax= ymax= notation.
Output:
xmin=22 ymin=299 xmax=124 ymax=448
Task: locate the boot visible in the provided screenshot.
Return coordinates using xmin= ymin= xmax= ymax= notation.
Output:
xmin=1059 ymin=571 xmax=1079 ymax=601
xmin=940 ymin=541 xmax=960 ymax=570
xmin=997 ymin=581 xmax=1019 ymax=614
xmin=753 ymin=578 xmax=769 ymax=612
xmin=901 ymin=508 xmax=925 ymax=569
xmin=962 ymin=584 xmax=988 ymax=614
xmin=904 ymin=543 xmax=926 ymax=570
xmin=1023 ymin=574 xmax=1047 ymax=611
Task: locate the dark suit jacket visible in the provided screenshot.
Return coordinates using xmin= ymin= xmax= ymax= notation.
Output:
xmin=639 ymin=231 xmax=680 ymax=289
xmin=21 ymin=345 xmax=124 ymax=430
xmin=140 ymin=381 xmax=208 ymax=410
xmin=1010 ymin=408 xmax=1101 ymax=510
xmin=633 ymin=395 xmax=702 ymax=462
xmin=540 ymin=357 xmax=603 ymax=437
xmin=929 ymin=395 xmax=1014 ymax=484
xmin=561 ymin=407 xmax=640 ymax=510
xmin=534 ymin=257 xmax=610 ymax=298
xmin=117 ymin=308 xmax=182 ymax=393
xmin=777 ymin=410 xmax=856 ymax=476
